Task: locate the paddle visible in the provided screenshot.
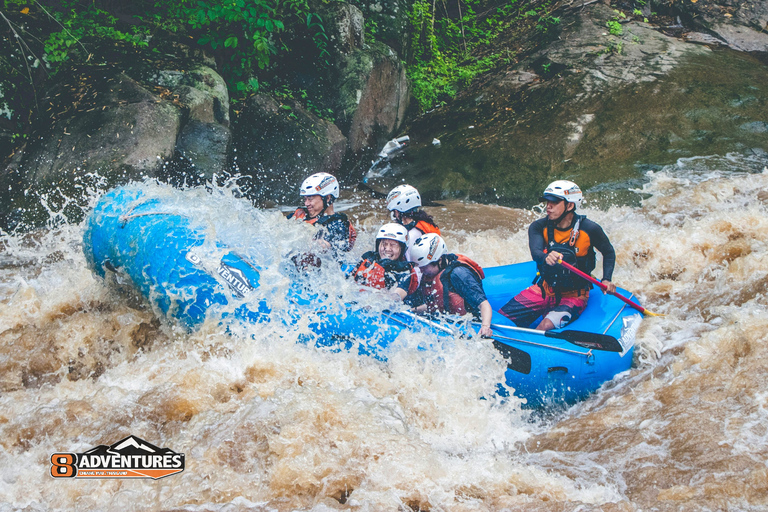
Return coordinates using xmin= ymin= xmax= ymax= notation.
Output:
xmin=473 ymin=321 xmax=624 ymax=352
xmin=392 ymin=310 xmax=624 ymax=352
xmin=557 ymin=259 xmax=662 ymax=317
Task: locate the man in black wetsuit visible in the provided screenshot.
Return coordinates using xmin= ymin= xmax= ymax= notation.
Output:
xmin=288 ymin=172 xmax=356 ymax=257
xmin=498 ymin=180 xmax=616 ymax=331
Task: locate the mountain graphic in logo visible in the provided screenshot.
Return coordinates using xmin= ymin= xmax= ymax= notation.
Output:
xmin=51 ymin=435 xmax=185 ymax=480
xmin=218 ymin=262 xmax=254 ymax=298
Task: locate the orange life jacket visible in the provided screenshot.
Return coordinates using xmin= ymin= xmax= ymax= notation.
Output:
xmin=422 ymin=254 xmax=484 ymax=315
xmin=352 ymin=252 xmax=418 ymax=294
xmin=415 ymin=220 xmax=441 ymax=236
xmin=291 ymin=207 xmax=317 ymax=224
xmin=540 ymin=215 xmax=590 ymax=293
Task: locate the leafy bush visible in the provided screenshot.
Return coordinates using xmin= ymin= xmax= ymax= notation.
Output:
xmin=405 ymin=0 xmax=560 ymax=112
xmin=606 ymin=19 xmax=623 ymax=36
xmin=4 ymin=0 xmax=327 ymax=99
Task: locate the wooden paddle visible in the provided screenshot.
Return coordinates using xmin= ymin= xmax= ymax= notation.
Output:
xmin=557 ymin=259 xmax=663 ymax=316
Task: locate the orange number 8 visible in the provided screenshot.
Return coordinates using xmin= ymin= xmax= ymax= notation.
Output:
xmin=50 ymin=453 xmax=77 ymax=478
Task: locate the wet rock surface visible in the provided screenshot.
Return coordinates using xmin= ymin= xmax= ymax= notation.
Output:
xmin=374 ymin=4 xmax=768 ymax=207
xmin=231 ymin=94 xmax=347 ymax=204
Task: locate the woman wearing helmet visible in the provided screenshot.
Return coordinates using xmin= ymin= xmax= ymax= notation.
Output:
xmin=386 ymin=184 xmax=440 ymax=260
xmin=408 ymin=233 xmax=493 ymax=337
xmin=498 ymin=180 xmax=617 ymax=331
xmin=350 ymin=223 xmax=419 ymax=301
xmin=289 ymin=172 xmax=356 ymax=255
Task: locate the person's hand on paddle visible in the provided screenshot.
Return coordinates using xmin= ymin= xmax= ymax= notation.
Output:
xmin=601 ymin=279 xmax=617 ymax=295
xmin=545 ymin=250 xmax=563 ymax=266
xmin=477 ymin=300 xmax=494 ymax=338
xmin=478 ymin=324 xmax=493 ymax=338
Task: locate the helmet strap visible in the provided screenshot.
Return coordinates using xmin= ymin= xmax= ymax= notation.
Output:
xmin=319 ymin=195 xmax=334 ymax=217
xmin=555 ymin=202 xmax=574 ymax=225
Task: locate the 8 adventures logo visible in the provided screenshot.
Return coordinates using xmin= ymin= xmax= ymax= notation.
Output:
xmin=51 ymin=435 xmax=185 ymax=479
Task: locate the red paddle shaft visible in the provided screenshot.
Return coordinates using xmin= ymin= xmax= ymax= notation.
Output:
xmin=556 ymin=259 xmax=661 ymax=316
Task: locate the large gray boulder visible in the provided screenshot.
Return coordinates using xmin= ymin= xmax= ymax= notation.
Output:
xmin=150 ymin=65 xmax=231 ymax=179
xmin=334 ymin=41 xmax=409 ymax=153
xmin=0 ymin=70 xmax=183 ymax=227
xmin=673 ymin=0 xmax=768 ymax=54
xmin=20 ymin=72 xmax=182 ymax=184
xmin=0 ymin=63 xmax=238 ymax=228
xmin=231 ymin=94 xmax=347 ymax=204
xmin=321 ymin=2 xmax=365 ymax=57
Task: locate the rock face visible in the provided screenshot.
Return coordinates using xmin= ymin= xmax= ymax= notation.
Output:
xmin=0 ymin=71 xmax=183 ymax=226
xmin=231 ymin=94 xmax=347 ymax=204
xmin=378 ymin=4 xmax=768 ymax=206
xmin=322 ymin=2 xmax=365 ymax=56
xmin=707 ymin=23 xmax=768 ymax=53
xmin=677 ymin=0 xmax=768 ymax=54
xmin=334 ymin=41 xmax=409 ymax=154
xmin=316 ymin=4 xmax=410 ymax=157
xmin=0 ymin=64 xmax=237 ymax=228
xmin=21 ymin=72 xmax=182 ymax=184
xmin=151 ymin=65 xmax=231 ymax=179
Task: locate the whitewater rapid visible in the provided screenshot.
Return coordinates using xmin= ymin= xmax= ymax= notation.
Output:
xmin=1 ymin=161 xmax=767 ymax=511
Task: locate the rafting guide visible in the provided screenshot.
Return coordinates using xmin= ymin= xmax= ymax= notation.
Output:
xmin=50 ymin=435 xmax=185 ymax=480
xmin=498 ymin=180 xmax=617 ymax=331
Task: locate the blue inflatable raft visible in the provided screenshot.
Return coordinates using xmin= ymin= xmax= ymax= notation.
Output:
xmin=83 ymin=186 xmax=642 ymax=408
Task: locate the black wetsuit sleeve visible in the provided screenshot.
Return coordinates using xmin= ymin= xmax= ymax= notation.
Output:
xmin=528 ymin=218 xmax=548 ymax=265
xmin=316 ymin=216 xmax=352 ymax=253
xmin=449 ymin=267 xmax=488 ymax=311
xmin=391 ymin=270 xmax=413 ymax=293
xmin=582 ymin=219 xmax=616 ymax=281
xmin=405 ymin=286 xmax=424 ymax=307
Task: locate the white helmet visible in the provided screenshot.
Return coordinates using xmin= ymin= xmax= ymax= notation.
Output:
xmin=300 ymin=172 xmax=340 ymax=198
xmin=409 ymin=233 xmax=447 ymax=267
xmin=376 ymin=222 xmax=408 ymax=245
xmin=386 ymin=184 xmax=421 ymax=212
xmin=540 ymin=180 xmax=583 ymax=209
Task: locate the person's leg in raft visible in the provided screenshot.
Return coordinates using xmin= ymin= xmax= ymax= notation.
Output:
xmin=498 ymin=285 xmax=550 ymax=328
xmin=535 ymin=293 xmax=589 ymax=331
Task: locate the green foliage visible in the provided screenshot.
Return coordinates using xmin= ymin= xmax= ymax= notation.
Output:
xmin=188 ymin=0 xmax=293 ymax=95
xmin=606 ymin=39 xmax=624 ymax=54
xmin=271 ymin=84 xmax=334 ymax=122
xmin=406 ymin=0 xmax=537 ymax=111
xmin=11 ymin=0 xmax=327 ymax=100
xmin=2 ymin=0 xmax=33 ymax=9
xmin=606 ymin=20 xmax=623 ymax=36
xmin=364 ymin=17 xmax=378 ymax=40
xmin=42 ymin=0 xmax=149 ymax=67
xmin=306 ymin=12 xmax=330 ymax=67
xmin=606 ymin=10 xmax=626 ymax=37
xmin=408 ymin=53 xmax=499 ymax=111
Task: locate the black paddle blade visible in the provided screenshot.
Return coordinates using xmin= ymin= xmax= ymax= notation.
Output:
xmin=546 ymin=330 xmax=624 ymax=352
